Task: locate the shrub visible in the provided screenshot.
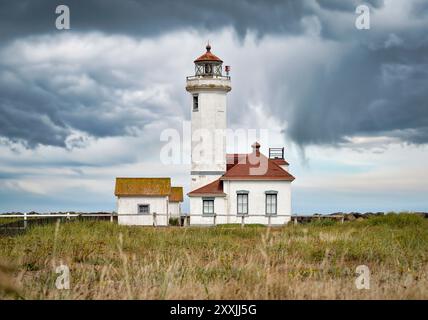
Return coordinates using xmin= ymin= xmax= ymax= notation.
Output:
xmin=169 ymin=217 xmax=180 ymax=226
xmin=308 ymin=218 xmax=337 ymax=227
xmin=366 ymin=212 xmax=425 ymax=227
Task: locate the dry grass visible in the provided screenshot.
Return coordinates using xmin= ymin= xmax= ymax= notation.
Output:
xmin=0 ymin=213 xmax=427 ymax=299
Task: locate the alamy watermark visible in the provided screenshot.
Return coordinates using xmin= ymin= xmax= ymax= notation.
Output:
xmin=53 ymin=4 xmax=370 ymax=32
xmin=355 ymin=265 xmax=370 ymax=289
xmin=355 ymin=5 xmax=370 ymax=30
xmin=55 ymin=5 xmax=70 ymax=30
xmin=55 ymin=264 xmax=70 ymax=290
xmin=160 ymin=122 xmax=271 ymax=175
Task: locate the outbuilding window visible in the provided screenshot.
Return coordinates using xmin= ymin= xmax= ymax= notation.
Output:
xmin=138 ymin=204 xmax=150 ymax=214
xmin=265 ymin=192 xmax=277 ymax=216
xmin=203 ymin=198 xmax=214 ymax=215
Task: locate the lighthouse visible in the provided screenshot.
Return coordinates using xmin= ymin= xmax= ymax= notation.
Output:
xmin=115 ymin=43 xmax=294 ymax=226
xmin=186 ymin=44 xmax=231 ymax=191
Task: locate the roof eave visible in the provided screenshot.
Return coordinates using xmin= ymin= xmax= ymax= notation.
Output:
xmin=187 ymin=193 xmax=227 ymax=197
xmin=220 ymin=176 xmax=295 ymax=181
xmin=194 ymin=58 xmax=223 ymax=63
xmin=115 ymin=193 xmax=170 ymax=197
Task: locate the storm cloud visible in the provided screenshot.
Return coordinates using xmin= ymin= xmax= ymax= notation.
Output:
xmin=0 ymin=0 xmax=427 ymax=149
xmin=1 ymin=0 xmax=428 ymax=213
xmin=0 ymin=0 xmax=388 ymax=43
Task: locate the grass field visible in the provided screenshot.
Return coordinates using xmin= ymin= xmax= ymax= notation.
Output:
xmin=0 ymin=213 xmax=427 ymax=299
xmin=0 ymin=217 xmax=22 ymax=225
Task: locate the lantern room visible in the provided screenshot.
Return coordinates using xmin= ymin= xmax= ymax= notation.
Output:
xmin=194 ymin=43 xmax=223 ymax=77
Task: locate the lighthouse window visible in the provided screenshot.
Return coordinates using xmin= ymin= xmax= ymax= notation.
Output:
xmin=214 ymin=65 xmax=222 ymax=76
xmin=193 ymin=95 xmax=199 ymax=111
xmin=204 ymin=63 xmax=212 ymax=74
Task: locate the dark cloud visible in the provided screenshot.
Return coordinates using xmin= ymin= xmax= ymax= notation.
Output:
xmin=316 ymin=0 xmax=384 ymax=12
xmin=0 ymin=31 xmax=185 ymax=147
xmin=283 ymin=42 xmax=428 ymax=146
xmin=0 ymin=0 xmax=311 ymax=42
xmin=0 ymin=0 xmax=427 ymax=149
xmin=0 ymin=0 xmax=389 ymax=45
xmin=0 ymin=70 xmax=166 ymax=146
xmin=411 ymin=1 xmax=428 ymax=18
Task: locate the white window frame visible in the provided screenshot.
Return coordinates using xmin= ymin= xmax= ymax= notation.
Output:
xmin=202 ymin=198 xmax=214 ymax=215
xmin=265 ymin=191 xmax=277 ymax=216
xmin=236 ymin=191 xmax=249 ymax=215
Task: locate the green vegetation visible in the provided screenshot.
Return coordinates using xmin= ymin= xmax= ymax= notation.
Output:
xmin=0 ymin=217 xmax=22 ymax=226
xmin=168 ymin=217 xmax=180 ymax=226
xmin=0 ymin=213 xmax=427 ymax=299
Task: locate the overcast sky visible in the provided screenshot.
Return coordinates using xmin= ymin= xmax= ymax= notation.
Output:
xmin=0 ymin=0 xmax=427 ymax=213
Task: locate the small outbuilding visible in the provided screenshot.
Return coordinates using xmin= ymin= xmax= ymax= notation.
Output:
xmin=114 ymin=177 xmax=183 ymax=226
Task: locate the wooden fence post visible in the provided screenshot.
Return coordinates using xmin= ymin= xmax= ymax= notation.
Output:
xmin=110 ymin=212 xmax=114 ymax=223
xmin=341 ymin=216 xmax=344 ymax=224
xmin=153 ymin=212 xmax=157 ymax=227
xmin=241 ymin=215 xmax=245 ymax=228
xmin=213 ymin=213 xmax=217 ymax=226
xmin=294 ymin=217 xmax=297 ymax=225
xmin=268 ymin=215 xmax=271 ymax=227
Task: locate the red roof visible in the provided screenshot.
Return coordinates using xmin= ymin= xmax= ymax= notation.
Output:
xmin=194 ymin=44 xmax=223 ymax=63
xmin=188 ymin=179 xmax=226 ymax=197
xmin=221 ymin=152 xmax=295 ymax=181
xmin=188 ymin=144 xmax=294 ymax=196
xmin=272 ymin=158 xmax=289 ymax=166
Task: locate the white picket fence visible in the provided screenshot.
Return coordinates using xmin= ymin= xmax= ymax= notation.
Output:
xmin=0 ymin=212 xmax=345 ymax=229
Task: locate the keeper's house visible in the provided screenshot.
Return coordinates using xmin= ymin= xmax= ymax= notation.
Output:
xmin=114 ymin=177 xmax=183 ymax=226
xmin=186 ymin=44 xmax=295 ymax=225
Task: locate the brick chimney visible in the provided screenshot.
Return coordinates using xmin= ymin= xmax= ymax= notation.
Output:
xmin=251 ymin=141 xmax=261 ymax=156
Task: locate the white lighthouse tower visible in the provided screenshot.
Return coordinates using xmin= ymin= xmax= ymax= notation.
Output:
xmin=186 ymin=44 xmax=231 ymax=191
